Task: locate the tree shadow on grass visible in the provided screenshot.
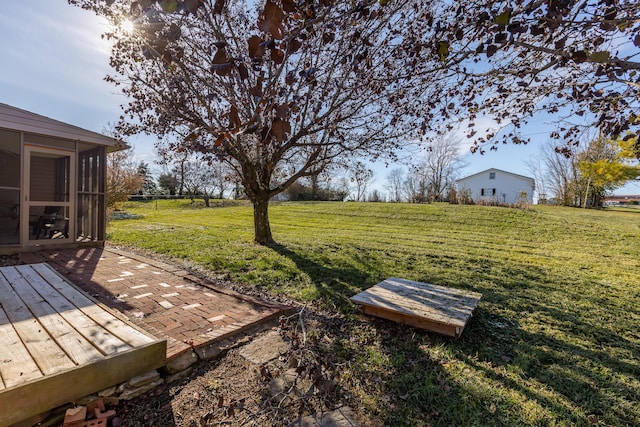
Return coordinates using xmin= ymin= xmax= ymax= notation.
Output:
xmin=267 ymin=242 xmax=384 ymax=309
xmin=266 ymin=241 xmax=638 ymax=425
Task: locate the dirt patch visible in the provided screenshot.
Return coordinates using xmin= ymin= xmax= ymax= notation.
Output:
xmin=116 ymin=311 xmax=373 ymax=426
xmin=0 ymin=253 xmax=19 ymax=266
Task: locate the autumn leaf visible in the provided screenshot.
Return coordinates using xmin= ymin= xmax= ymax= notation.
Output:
xmin=159 ymin=0 xmax=179 ymax=13
xmin=212 ymin=62 xmax=232 ymax=76
xmin=323 ymin=32 xmax=335 ymax=44
xmin=271 ymin=48 xmax=284 ymax=64
xmin=275 ymin=103 xmax=288 ymax=120
xmin=167 ymin=23 xmax=181 ymax=41
xmin=282 ymin=0 xmax=296 ymax=13
xmin=571 ymin=50 xmax=588 ymax=63
xmin=270 ymin=118 xmax=291 ymax=141
xmin=589 ymin=51 xmax=610 ymax=63
xmin=249 ymin=83 xmax=263 ymax=97
xmin=495 ymin=10 xmax=510 ymax=26
xmin=258 ymin=1 xmax=285 ymax=40
xmin=248 ymin=35 xmax=266 ymax=59
xmin=236 ymin=63 xmax=249 ymax=80
xmin=437 ymin=41 xmax=449 ymax=61
xmin=212 ymin=48 xmax=228 ymax=65
xmin=183 ymin=0 xmax=203 ymax=14
xmin=286 ymin=38 xmax=301 ymax=54
xmin=229 ymin=105 xmax=241 ymax=129
xmin=486 ymin=44 xmax=497 ymax=57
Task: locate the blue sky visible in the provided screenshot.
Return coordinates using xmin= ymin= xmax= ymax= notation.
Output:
xmin=1 ymin=1 xmax=638 ymax=196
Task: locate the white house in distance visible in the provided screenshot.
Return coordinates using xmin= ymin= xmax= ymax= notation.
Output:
xmin=456 ymin=168 xmax=536 ymax=204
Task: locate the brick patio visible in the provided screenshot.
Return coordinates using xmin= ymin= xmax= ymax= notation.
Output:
xmin=20 ymin=246 xmax=289 ymax=363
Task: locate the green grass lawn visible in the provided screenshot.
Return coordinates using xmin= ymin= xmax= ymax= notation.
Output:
xmin=108 ymin=200 xmax=640 ymax=426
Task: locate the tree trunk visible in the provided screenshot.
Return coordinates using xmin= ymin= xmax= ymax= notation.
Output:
xmin=252 ymin=195 xmax=273 ymax=245
xmin=310 ymin=172 xmax=319 ymax=200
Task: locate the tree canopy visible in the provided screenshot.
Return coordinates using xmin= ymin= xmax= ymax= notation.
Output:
xmin=70 ymin=0 xmax=462 ymax=243
xmin=70 ymin=0 xmax=640 ymax=242
xmin=447 ymin=0 xmax=640 ymax=151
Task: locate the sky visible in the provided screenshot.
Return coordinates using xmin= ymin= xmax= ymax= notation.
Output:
xmin=1 ymin=1 xmax=638 ymax=197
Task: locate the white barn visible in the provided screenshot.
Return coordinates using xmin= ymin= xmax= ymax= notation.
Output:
xmin=456 ymin=168 xmax=535 ymax=204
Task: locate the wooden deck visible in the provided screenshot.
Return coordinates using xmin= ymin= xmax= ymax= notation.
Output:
xmin=0 ymin=263 xmax=166 ymax=426
xmin=350 ymin=277 xmax=482 ymax=337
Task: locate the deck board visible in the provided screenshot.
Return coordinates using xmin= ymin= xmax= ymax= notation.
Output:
xmin=30 ymin=263 xmax=154 ymax=347
xmin=16 ymin=264 xmax=132 ymax=355
xmin=0 ymin=263 xmax=166 ymax=426
xmin=0 ymin=303 xmax=43 ymax=389
xmin=350 ymin=277 xmax=482 ymax=337
xmin=0 ymin=271 xmax=75 ymax=375
xmin=2 ymin=266 xmax=106 ymax=365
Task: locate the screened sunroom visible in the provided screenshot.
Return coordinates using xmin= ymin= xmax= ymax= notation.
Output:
xmin=0 ymin=103 xmax=122 ymax=255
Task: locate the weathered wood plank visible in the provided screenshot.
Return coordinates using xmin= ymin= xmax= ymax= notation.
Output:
xmin=0 ymin=339 xmax=167 ymax=427
xmin=361 ymin=304 xmax=459 ymax=337
xmin=0 ymin=303 xmax=43 ymax=389
xmin=350 ymin=278 xmax=482 ymax=337
xmin=29 ymin=263 xmax=155 ymax=348
xmin=2 ymin=265 xmax=106 ymax=364
xmin=0 ymin=269 xmax=75 ymax=375
xmin=18 ymin=265 xmax=132 ymax=356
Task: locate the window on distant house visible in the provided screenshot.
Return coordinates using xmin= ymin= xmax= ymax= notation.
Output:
xmin=481 ymin=188 xmax=485 ymax=196
xmin=492 ymin=188 xmax=496 ymax=195
xmin=489 ymin=172 xmax=496 ymax=179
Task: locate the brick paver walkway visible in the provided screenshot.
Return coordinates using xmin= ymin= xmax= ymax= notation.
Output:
xmin=21 ymin=246 xmax=288 ymax=362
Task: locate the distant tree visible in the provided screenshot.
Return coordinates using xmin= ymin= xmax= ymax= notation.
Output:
xmin=284 ymin=178 xmax=346 ymax=201
xmin=421 ymin=137 xmax=463 ymax=202
xmin=403 ymin=166 xmax=428 ymax=203
xmin=368 ymin=189 xmax=384 ymax=203
xmin=156 ymin=147 xmax=188 ymax=195
xmin=578 ymin=135 xmax=640 ymax=207
xmin=106 ymin=148 xmax=142 ymax=211
xmin=526 ymin=156 xmax=550 ymax=204
xmin=386 ymin=168 xmax=405 ymax=203
xmin=136 ymin=161 xmax=157 ymax=195
xmin=157 ymin=172 xmax=179 ymax=195
xmin=349 ymin=162 xmax=373 ymax=202
xmin=540 ymin=141 xmax=583 ymax=206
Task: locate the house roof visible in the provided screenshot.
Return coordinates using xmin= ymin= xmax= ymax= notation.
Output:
xmin=0 ymin=102 xmax=126 ymax=152
xmin=456 ymin=168 xmax=535 ymax=185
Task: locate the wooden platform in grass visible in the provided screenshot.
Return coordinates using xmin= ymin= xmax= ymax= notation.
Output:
xmin=350 ymin=278 xmax=482 ymax=337
xmin=0 ymin=263 xmax=166 ymax=426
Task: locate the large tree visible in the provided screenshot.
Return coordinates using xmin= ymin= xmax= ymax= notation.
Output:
xmin=70 ymin=0 xmax=460 ymax=243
